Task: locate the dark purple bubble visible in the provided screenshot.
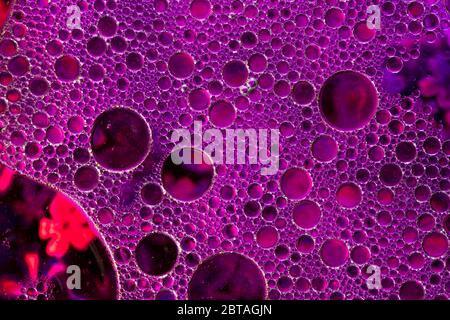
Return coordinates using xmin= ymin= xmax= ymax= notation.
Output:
xmin=135 ymin=233 xmax=178 ymax=276
xmin=188 ymin=253 xmax=266 ymax=300
xmin=319 ymin=71 xmax=378 ymax=131
xmin=90 ymin=107 xmax=151 ymax=171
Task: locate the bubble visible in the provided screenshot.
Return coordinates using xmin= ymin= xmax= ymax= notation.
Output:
xmin=293 ymin=200 xmax=321 ymax=229
xmin=190 ymin=0 xmax=211 ymax=20
xmin=325 ymin=8 xmax=345 ymax=28
xmin=379 ymin=163 xmax=402 ymax=186
xmin=90 ymin=107 xmax=151 ymax=171
xmin=209 ymin=100 xmax=236 ymax=128
xmin=29 ymin=77 xmax=49 ymax=96
xmin=98 ymin=16 xmax=117 ymax=37
xmin=386 ymin=57 xmax=403 ymax=73
xmin=292 ymin=80 xmax=315 ymax=105
xmin=311 ymin=135 xmax=338 ymax=162
xmin=188 ymin=88 xmax=210 ymax=111
xmin=430 ymin=192 xmax=450 ymax=212
xmin=336 ymin=182 xmax=362 ymax=208
xmin=7 ymin=56 xmax=29 ymax=76
xmin=125 ymin=52 xmax=144 ymax=71
xmin=280 ymin=168 xmax=312 ymax=200
xmin=399 ymin=281 xmax=425 ymax=300
xmin=188 ymin=253 xmax=266 ymax=300
xmin=422 ymin=232 xmax=448 ymax=257
xmin=241 ymin=31 xmax=258 ymax=49
xmin=248 ymin=53 xmax=267 ymax=73
xmin=74 ymin=166 xmax=99 ymax=191
xmin=87 ymin=37 xmax=107 ymax=57
xmin=320 ymin=239 xmax=349 ymax=267
xmin=222 ymin=60 xmax=248 ymax=88
xmin=135 ymin=233 xmax=178 ymax=276
xmin=168 ymin=52 xmax=195 ymax=79
xmin=353 ymin=21 xmax=376 ymax=43
xmin=54 ymin=55 xmax=81 ymax=81
xmin=350 ymin=246 xmax=370 ymax=264
xmin=141 ymin=183 xmax=163 ymax=205
xmin=256 ymin=226 xmax=279 ymax=248
xmin=319 ymin=71 xmax=378 ymax=131
xmin=161 ymin=148 xmax=214 ymax=202
xmin=395 ymin=141 xmax=416 ymax=162
xmin=297 ymin=235 xmax=315 ymax=254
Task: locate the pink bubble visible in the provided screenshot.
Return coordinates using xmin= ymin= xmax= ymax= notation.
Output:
xmin=168 ymin=52 xmax=195 ymax=79
xmin=190 ymin=0 xmax=211 ymax=20
xmin=311 ymin=135 xmax=338 ymax=162
xmin=188 ymin=88 xmax=210 ymax=111
xmin=353 ymin=21 xmax=376 ymax=43
xmin=209 ymin=100 xmax=236 ymax=128
xmin=54 ymin=55 xmax=80 ymax=81
xmin=280 ymin=168 xmax=312 ymax=200
xmin=256 ymin=226 xmax=279 ymax=248
xmin=350 ymin=246 xmax=370 ymax=264
xmin=222 ymin=60 xmax=248 ymax=88
xmin=336 ymin=182 xmax=362 ymax=208
xmin=293 ymin=200 xmax=321 ymax=229
xmin=422 ymin=232 xmax=448 ymax=257
xmin=325 ymin=8 xmax=345 ymax=28
xmin=320 ymin=239 xmax=349 ymax=267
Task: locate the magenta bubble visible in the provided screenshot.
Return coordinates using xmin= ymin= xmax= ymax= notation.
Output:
xmin=168 ymin=52 xmax=195 ymax=79
xmin=248 ymin=53 xmax=267 ymax=73
xmin=54 ymin=55 xmax=81 ymax=81
xmin=311 ymin=135 xmax=338 ymax=162
xmin=293 ymin=200 xmax=321 ymax=229
xmin=430 ymin=192 xmax=450 ymax=213
xmin=7 ymin=55 xmax=29 ymax=76
xmin=209 ymin=100 xmax=236 ymax=128
xmin=297 ymin=235 xmax=315 ymax=253
xmin=353 ymin=21 xmax=376 ymax=42
xmin=336 ymin=182 xmax=362 ymax=208
xmin=422 ymin=232 xmax=448 ymax=257
xmin=190 ymin=0 xmax=211 ymax=20
xmin=280 ymin=167 xmax=312 ymax=200
xmin=325 ymin=7 xmax=345 ymax=28
xmin=320 ymin=239 xmax=349 ymax=267
xmin=141 ymin=183 xmax=163 ymax=206
xmin=188 ymin=88 xmax=211 ymax=111
xmin=256 ymin=226 xmax=279 ymax=248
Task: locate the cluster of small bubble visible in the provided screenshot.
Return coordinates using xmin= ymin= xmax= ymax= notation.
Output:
xmin=0 ymin=0 xmax=449 ymax=300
